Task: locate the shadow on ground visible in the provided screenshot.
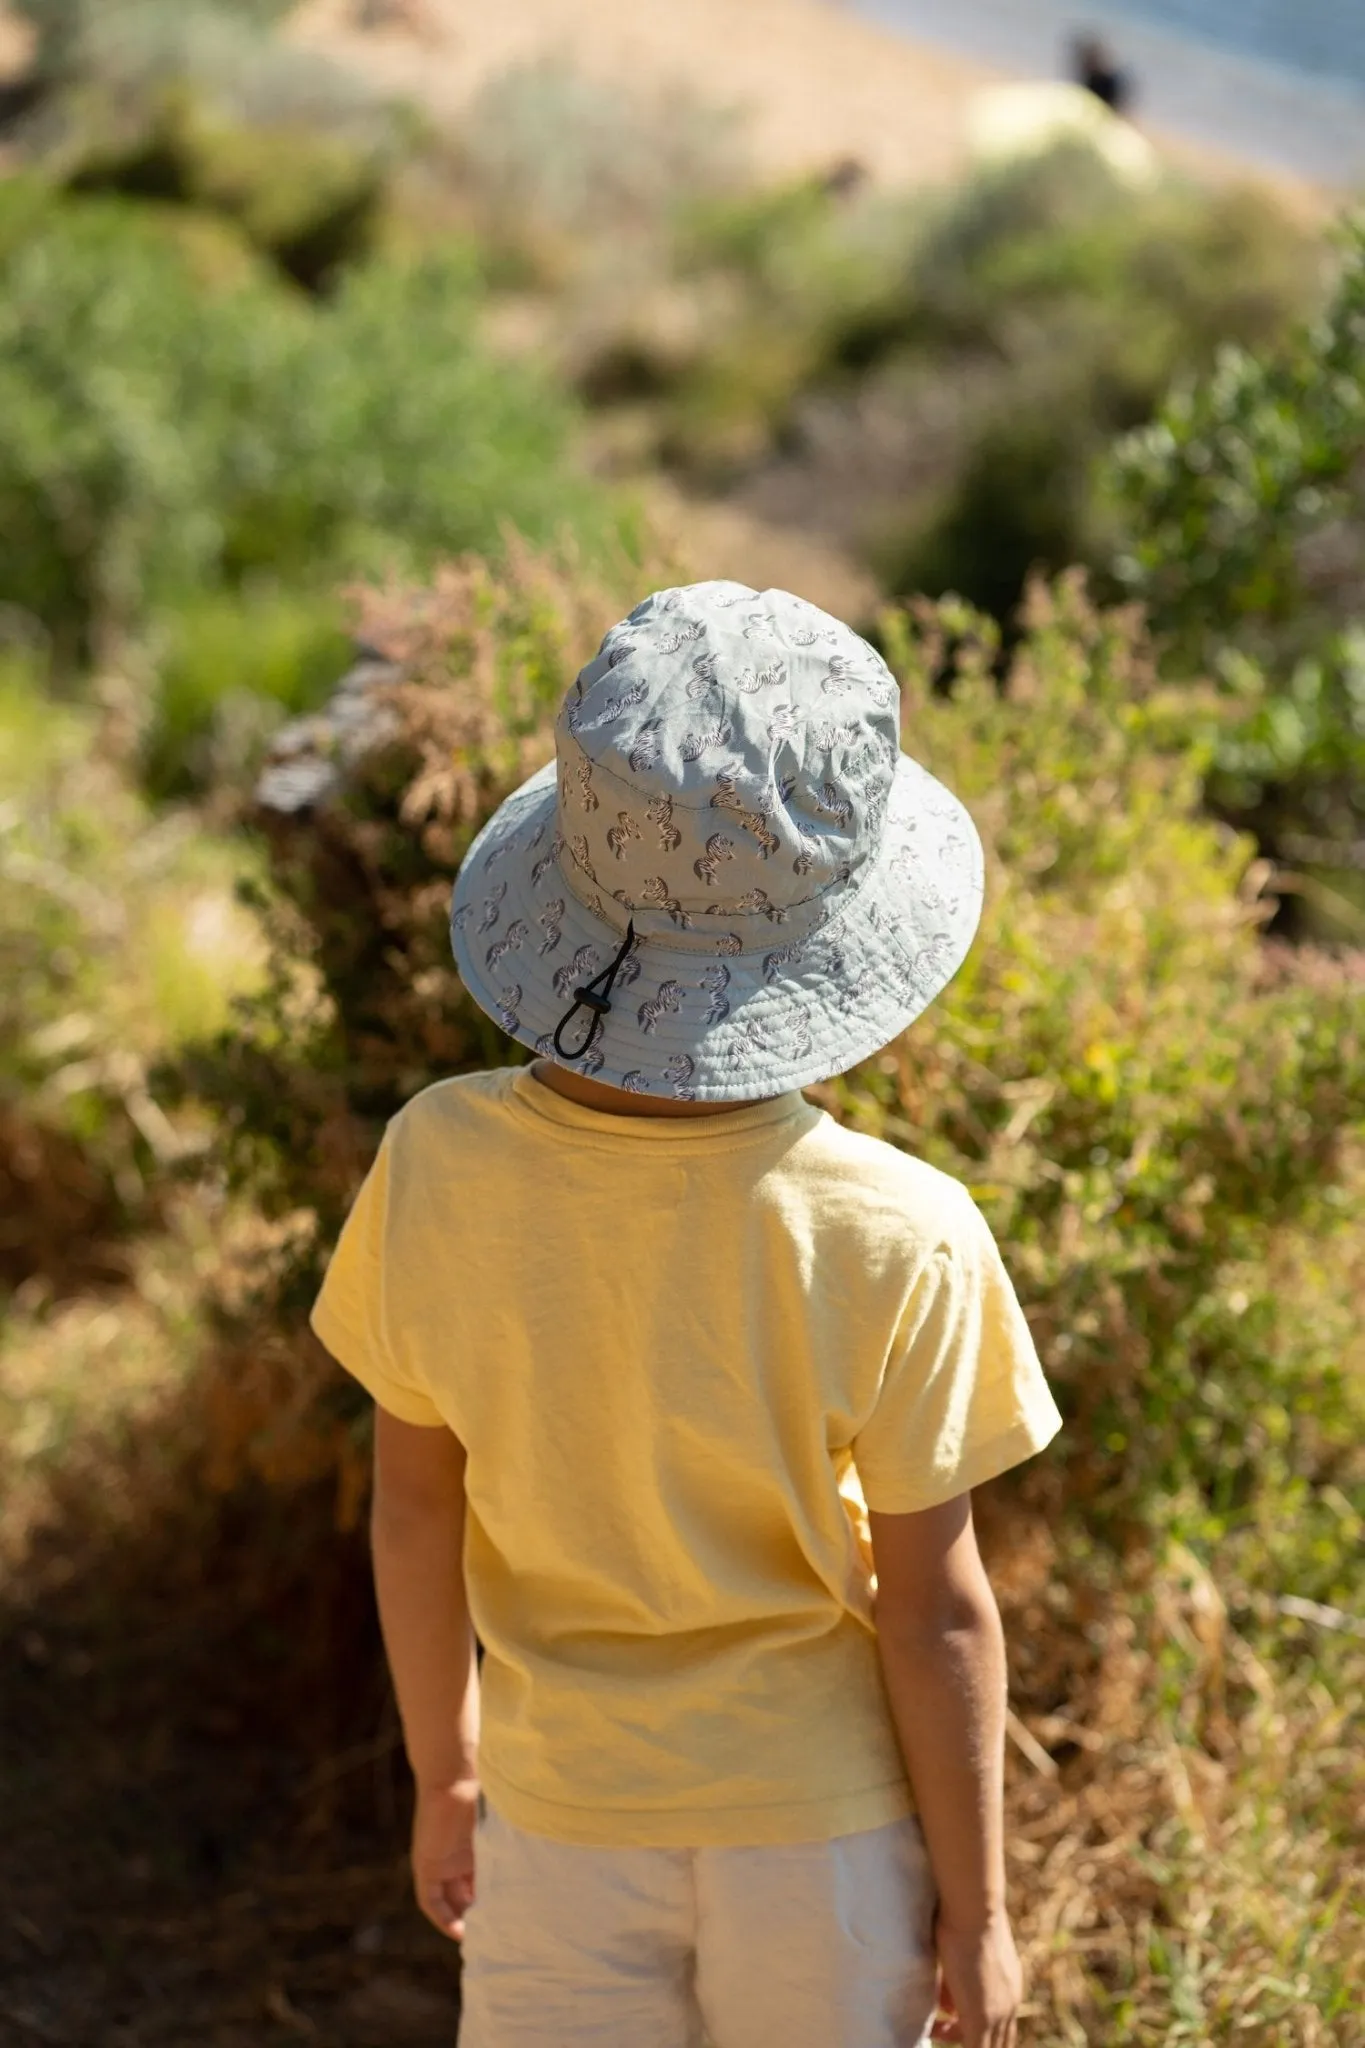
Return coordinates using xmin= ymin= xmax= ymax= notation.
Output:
xmin=0 ymin=1481 xmax=464 ymax=2047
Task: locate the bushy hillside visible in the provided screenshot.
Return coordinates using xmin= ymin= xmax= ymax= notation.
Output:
xmin=0 ymin=10 xmax=1361 ymax=2043
xmin=146 ymin=551 xmax=1361 ymax=2039
xmin=1108 ymin=213 xmax=1365 ymax=937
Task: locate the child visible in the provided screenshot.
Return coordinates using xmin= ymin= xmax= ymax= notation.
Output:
xmin=311 ymin=581 xmax=1064 ymax=2048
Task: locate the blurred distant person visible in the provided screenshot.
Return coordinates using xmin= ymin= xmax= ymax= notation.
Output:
xmin=821 ymin=155 xmax=869 ymax=200
xmin=353 ymin=0 xmax=440 ymax=38
xmin=1072 ymin=33 xmax=1133 ymax=116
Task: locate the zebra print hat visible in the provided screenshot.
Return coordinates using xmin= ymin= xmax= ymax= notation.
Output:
xmin=449 ymin=580 xmax=984 ymax=1101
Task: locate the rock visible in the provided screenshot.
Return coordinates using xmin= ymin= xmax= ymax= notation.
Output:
xmin=254 ymin=653 xmax=402 ymax=815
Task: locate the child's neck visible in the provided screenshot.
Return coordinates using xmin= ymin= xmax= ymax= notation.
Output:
xmin=530 ymin=1060 xmax=772 ymax=1120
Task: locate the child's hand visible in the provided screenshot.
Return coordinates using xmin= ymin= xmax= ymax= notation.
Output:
xmin=411 ymin=1779 xmax=480 ymax=1941
xmin=929 ymin=1904 xmax=1022 ymax=2046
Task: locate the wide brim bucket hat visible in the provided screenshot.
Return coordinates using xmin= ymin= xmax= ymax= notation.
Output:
xmin=450 ymin=580 xmax=984 ymax=1102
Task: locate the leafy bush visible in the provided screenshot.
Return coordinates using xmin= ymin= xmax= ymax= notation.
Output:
xmin=451 ymin=56 xmax=749 ymax=288
xmin=1106 ymin=214 xmax=1365 ymax=930
xmin=16 ymin=0 xmax=318 ymax=95
xmin=31 ymin=550 xmax=1361 ymax=2037
xmin=177 ymin=555 xmax=1364 ymax=1592
xmin=10 ymin=0 xmax=410 ymax=284
xmin=586 ymin=138 xmax=1318 ymax=594
xmin=879 ymin=382 xmax=1106 ymax=630
xmin=866 ymin=154 xmax=1321 ymax=612
xmin=274 ymin=251 xmax=614 ymax=575
xmin=880 ymin=144 xmax=1311 ymax=364
xmin=0 ymin=193 xmax=617 ymax=665
xmin=619 ymin=176 xmax=928 ymax=478
xmin=60 ymin=89 xmax=392 ymax=289
xmin=14 ymin=1 xmax=381 ymax=170
xmin=0 ymin=656 xmax=268 ymax=1295
xmin=867 ymin=580 xmax=1362 ymax=1565
xmin=139 ymin=586 xmax=353 ymax=803
xmin=181 ymin=540 xmax=664 ymax=1229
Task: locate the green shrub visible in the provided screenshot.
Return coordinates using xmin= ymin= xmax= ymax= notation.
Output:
xmin=886 ymin=146 xmax=1312 ymax=362
xmin=59 ymin=87 xmax=391 ymax=288
xmin=563 ymin=170 xmax=918 ymax=432
xmin=611 ymin=139 xmax=1319 ymax=607
xmin=14 ymin=1 xmax=383 ymax=177
xmin=0 ymin=172 xmax=59 ymax=259
xmin=15 ymin=0 xmax=311 ymax=90
xmin=110 ymin=553 xmax=1365 ymax=2035
xmin=271 ymin=250 xmax=610 ymax=576
xmin=179 ymin=555 xmax=1364 ymax=1594
xmin=452 ymin=56 xmax=749 ymax=287
xmin=1108 ymin=215 xmax=1365 ymax=656
xmin=867 ymin=579 xmax=1363 ymax=1566
xmin=10 ymin=0 xmax=407 ymax=285
xmin=0 ymin=656 xmax=269 ymax=1293
xmin=656 ymin=320 xmax=825 ymax=479
xmin=0 ymin=197 xmax=247 ymax=660
xmin=140 ymin=587 xmax=353 ymax=803
xmin=181 ymin=109 xmax=385 ymax=287
xmin=872 ymin=380 xmax=1109 ymax=628
xmin=0 ymin=193 xmax=617 ymax=665
xmin=866 ymin=156 xmax=1321 ymax=615
xmin=1105 ymin=214 xmax=1365 ymax=931
xmin=643 ymin=179 xmax=926 ymax=477
xmin=0 ymin=657 xmax=269 ymax=1071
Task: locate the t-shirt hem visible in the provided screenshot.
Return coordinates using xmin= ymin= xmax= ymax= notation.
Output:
xmin=309 ymin=1298 xmax=447 ymax=1427
xmin=860 ymin=1407 xmax=1062 ymax=1515
xmin=478 ymin=1757 xmax=915 ymax=1847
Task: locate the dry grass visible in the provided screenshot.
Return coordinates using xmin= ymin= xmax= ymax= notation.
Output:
xmin=1 ymin=564 xmax=1362 ymax=2042
xmin=2 ymin=1187 xmax=1360 ymax=2043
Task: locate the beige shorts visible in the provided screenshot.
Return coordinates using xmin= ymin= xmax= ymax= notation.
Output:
xmin=457 ymin=1800 xmax=940 ymax=2048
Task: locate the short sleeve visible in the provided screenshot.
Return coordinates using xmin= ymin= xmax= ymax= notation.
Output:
xmin=310 ymin=1130 xmax=447 ymax=1428
xmin=852 ymin=1195 xmax=1063 ymax=1514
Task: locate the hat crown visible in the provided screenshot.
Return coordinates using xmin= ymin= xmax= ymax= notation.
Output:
xmin=552 ymin=582 xmax=901 ymax=954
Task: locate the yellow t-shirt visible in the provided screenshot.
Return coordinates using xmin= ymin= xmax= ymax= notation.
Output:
xmin=311 ymin=1064 xmax=1063 ymax=1848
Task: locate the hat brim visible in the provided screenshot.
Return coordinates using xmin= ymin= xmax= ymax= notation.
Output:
xmin=450 ymin=754 xmax=984 ymax=1102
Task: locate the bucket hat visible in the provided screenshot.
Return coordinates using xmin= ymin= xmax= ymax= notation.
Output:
xmin=450 ymin=580 xmax=984 ymax=1102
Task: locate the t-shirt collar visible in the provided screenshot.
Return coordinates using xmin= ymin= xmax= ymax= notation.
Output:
xmin=509 ymin=1065 xmax=814 ymax=1142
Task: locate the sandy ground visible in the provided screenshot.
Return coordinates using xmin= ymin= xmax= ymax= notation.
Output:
xmin=289 ymin=0 xmax=1331 ymax=217
xmin=0 ymin=0 xmax=1331 ymax=216
xmin=294 ymin=0 xmax=1006 ymax=189
xmin=0 ymin=6 xmax=26 ymax=71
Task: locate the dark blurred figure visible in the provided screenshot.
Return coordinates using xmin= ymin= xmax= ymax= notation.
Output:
xmin=352 ymin=0 xmax=439 ymax=34
xmin=821 ymin=157 xmax=869 ymax=201
xmin=1072 ymin=34 xmax=1134 ymax=115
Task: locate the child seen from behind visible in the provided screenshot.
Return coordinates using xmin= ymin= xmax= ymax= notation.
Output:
xmin=312 ymin=581 xmax=1065 ymax=2047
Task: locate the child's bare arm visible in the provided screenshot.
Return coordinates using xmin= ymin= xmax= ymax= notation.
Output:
xmin=372 ymin=1407 xmax=479 ymax=1787
xmin=371 ymin=1408 xmax=480 ymax=1938
xmin=867 ymin=1492 xmax=1009 ymax=1929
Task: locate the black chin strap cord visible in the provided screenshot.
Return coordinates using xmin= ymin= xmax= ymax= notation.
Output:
xmin=552 ymin=920 xmax=637 ymax=1061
